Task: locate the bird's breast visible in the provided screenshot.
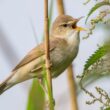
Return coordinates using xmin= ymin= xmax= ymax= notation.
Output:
xmin=50 ymin=42 xmax=79 ymax=78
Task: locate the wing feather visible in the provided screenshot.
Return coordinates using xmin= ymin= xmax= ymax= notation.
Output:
xmin=12 ymin=38 xmax=60 ymax=71
xmin=13 ymin=43 xmax=55 ymax=71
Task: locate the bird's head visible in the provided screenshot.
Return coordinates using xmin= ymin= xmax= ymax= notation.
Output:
xmin=51 ymin=15 xmax=85 ymax=39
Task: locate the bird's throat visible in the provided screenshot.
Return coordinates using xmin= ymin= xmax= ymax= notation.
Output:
xmin=66 ymin=31 xmax=80 ymax=46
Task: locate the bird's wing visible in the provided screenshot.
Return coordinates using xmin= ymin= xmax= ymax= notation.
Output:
xmin=12 ymin=38 xmax=63 ymax=71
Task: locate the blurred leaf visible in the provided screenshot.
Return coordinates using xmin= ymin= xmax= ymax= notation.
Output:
xmin=78 ymin=44 xmax=110 ymax=94
xmin=85 ymin=1 xmax=110 ymax=23
xmin=27 ymin=79 xmax=45 ymax=110
xmin=105 ymin=107 xmax=110 ymax=110
xmin=77 ymin=71 xmax=110 ymax=94
xmin=84 ymin=45 xmax=109 ymax=70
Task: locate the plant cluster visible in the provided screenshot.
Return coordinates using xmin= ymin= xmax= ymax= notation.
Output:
xmin=78 ymin=0 xmax=110 ymax=110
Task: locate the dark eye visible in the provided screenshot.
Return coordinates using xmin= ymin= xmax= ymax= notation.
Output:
xmin=72 ymin=24 xmax=76 ymax=29
xmin=62 ymin=24 xmax=68 ymax=27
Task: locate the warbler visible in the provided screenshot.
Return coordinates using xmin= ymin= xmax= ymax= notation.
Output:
xmin=0 ymin=15 xmax=85 ymax=94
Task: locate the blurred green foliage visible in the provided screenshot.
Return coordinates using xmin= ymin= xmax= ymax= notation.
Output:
xmin=27 ymin=79 xmax=45 ymax=110
xmin=85 ymin=1 xmax=110 ymax=23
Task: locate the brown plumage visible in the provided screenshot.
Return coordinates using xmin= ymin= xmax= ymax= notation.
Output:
xmin=0 ymin=15 xmax=84 ymax=95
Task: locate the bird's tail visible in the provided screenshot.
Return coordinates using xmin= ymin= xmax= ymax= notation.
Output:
xmin=0 ymin=80 xmax=15 ymax=95
xmin=0 ymin=72 xmax=15 ymax=95
xmin=0 ymin=81 xmax=7 ymax=95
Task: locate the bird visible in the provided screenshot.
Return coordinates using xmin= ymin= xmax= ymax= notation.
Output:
xmin=0 ymin=15 xmax=85 ymax=95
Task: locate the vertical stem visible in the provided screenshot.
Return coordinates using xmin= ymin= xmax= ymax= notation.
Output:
xmin=57 ymin=0 xmax=78 ymax=110
xmin=44 ymin=0 xmax=54 ymax=110
xmin=67 ymin=65 xmax=78 ymax=110
xmin=57 ymin=0 xmax=65 ymax=15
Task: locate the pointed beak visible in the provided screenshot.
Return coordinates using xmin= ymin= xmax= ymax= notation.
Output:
xmin=75 ymin=16 xmax=84 ymax=22
xmin=75 ymin=26 xmax=87 ymax=31
xmin=74 ymin=16 xmax=87 ymax=31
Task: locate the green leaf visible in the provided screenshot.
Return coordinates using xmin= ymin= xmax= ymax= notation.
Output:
xmin=77 ymin=73 xmax=110 ymax=94
xmin=85 ymin=1 xmax=110 ymax=23
xmin=105 ymin=107 xmax=110 ymax=110
xmin=84 ymin=45 xmax=109 ymax=70
xmin=27 ymin=79 xmax=45 ymax=110
xmin=106 ymin=107 xmax=110 ymax=110
xmin=77 ymin=44 xmax=110 ymax=94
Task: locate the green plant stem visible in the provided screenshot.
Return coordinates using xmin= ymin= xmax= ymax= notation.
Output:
xmin=44 ymin=0 xmax=54 ymax=110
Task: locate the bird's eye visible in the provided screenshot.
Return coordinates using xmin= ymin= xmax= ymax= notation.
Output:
xmin=62 ymin=24 xmax=68 ymax=27
xmin=72 ymin=24 xmax=76 ymax=29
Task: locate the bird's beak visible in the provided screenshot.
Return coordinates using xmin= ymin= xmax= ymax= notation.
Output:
xmin=69 ymin=17 xmax=86 ymax=31
xmin=74 ymin=26 xmax=86 ymax=31
xmin=74 ymin=17 xmax=87 ymax=31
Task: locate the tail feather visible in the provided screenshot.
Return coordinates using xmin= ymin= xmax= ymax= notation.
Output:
xmin=0 ymin=81 xmax=15 ymax=95
xmin=0 ymin=81 xmax=8 ymax=95
xmin=0 ymin=72 xmax=16 ymax=95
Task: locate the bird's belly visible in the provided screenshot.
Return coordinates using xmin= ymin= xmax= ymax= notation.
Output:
xmin=51 ymin=57 xmax=72 ymax=78
xmin=50 ymin=46 xmax=78 ymax=78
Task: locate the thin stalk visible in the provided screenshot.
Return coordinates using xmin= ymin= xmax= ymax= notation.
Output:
xmin=44 ymin=0 xmax=54 ymax=110
xmin=57 ymin=0 xmax=65 ymax=15
xmin=67 ymin=65 xmax=78 ymax=110
xmin=56 ymin=0 xmax=78 ymax=110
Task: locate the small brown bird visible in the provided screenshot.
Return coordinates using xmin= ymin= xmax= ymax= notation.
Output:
xmin=0 ymin=15 xmax=85 ymax=95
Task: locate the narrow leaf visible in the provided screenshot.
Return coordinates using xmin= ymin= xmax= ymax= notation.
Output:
xmin=27 ymin=79 xmax=45 ymax=110
xmin=85 ymin=2 xmax=110 ymax=23
xmin=84 ymin=45 xmax=109 ymax=70
xmin=77 ymin=43 xmax=110 ymax=94
xmin=105 ymin=107 xmax=110 ymax=110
